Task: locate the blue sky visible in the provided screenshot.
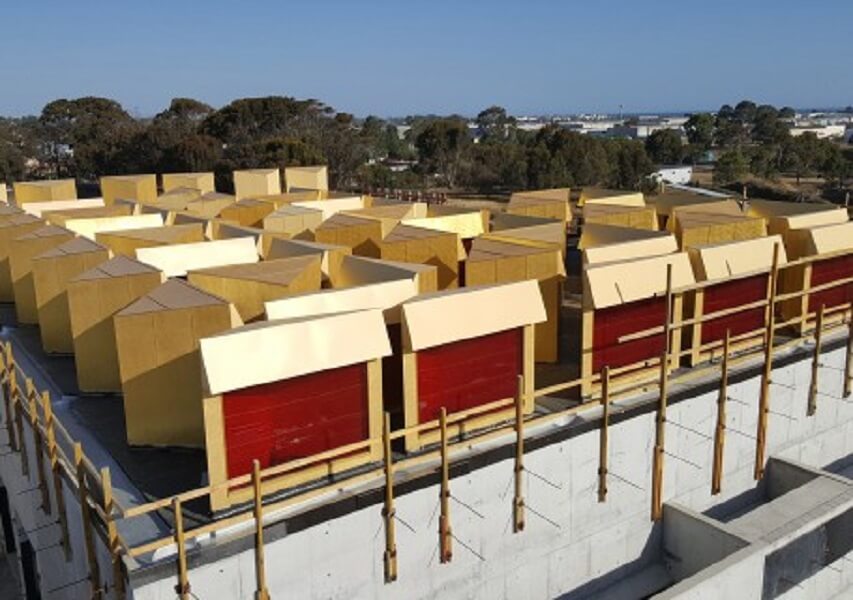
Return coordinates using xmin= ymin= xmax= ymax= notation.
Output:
xmin=1 ymin=1 xmax=851 ymax=117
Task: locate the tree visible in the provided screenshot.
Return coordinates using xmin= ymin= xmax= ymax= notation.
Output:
xmin=645 ymin=129 xmax=683 ymax=164
xmin=475 ymin=106 xmax=516 ymax=142
xmin=39 ymin=97 xmax=140 ymax=178
xmin=782 ymin=133 xmax=829 ymax=185
xmin=414 ymin=118 xmax=470 ymax=188
xmin=713 ymin=149 xmax=749 ymax=184
xmin=684 ymin=113 xmax=715 ymax=151
xmin=751 ymin=105 xmax=789 ymax=145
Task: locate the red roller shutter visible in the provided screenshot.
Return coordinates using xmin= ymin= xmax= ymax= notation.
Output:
xmin=701 ymin=274 xmax=767 ymax=344
xmin=592 ymin=297 xmax=667 ymax=372
xmin=809 ymin=255 xmax=852 ymax=314
xmin=223 ymin=363 xmax=368 ymax=479
xmin=417 ymin=328 xmax=522 ymax=423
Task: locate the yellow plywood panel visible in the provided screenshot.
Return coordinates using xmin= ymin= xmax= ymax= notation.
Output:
xmin=315 ymin=213 xmax=385 ymax=258
xmin=583 ymin=203 xmax=658 ymax=230
xmin=284 ymin=165 xmax=329 ymax=192
xmin=13 ymin=179 xmax=77 ymax=203
xmin=403 ymin=211 xmax=487 ymax=240
xmin=188 ymin=256 xmax=321 ymax=321
xmin=233 ymin=169 xmax=281 ymax=200
xmin=264 ymin=238 xmax=352 ymax=286
xmin=767 ymin=209 xmax=849 ymax=238
xmin=95 ymin=223 xmax=205 ymax=256
xmin=688 ymin=235 xmax=786 ymax=282
xmin=64 ymin=214 xmax=164 ymax=241
xmin=162 ymin=172 xmax=215 ymax=194
xmin=578 ymin=188 xmax=644 ymax=207
xmin=45 ymin=204 xmax=132 ymax=227
xmin=32 ymin=238 xmax=110 ymax=353
xmin=22 ymin=198 xmax=105 ymax=218
xmin=675 ymin=213 xmax=766 ymax=250
xmin=184 ymin=193 xmax=236 ymax=219
xmin=584 ymin=252 xmax=695 ymax=310
xmin=68 ymin=257 xmax=165 ymax=393
xmin=666 ymin=199 xmax=744 ymax=232
xmin=0 ymin=215 xmax=46 ymax=301
xmin=380 ymin=224 xmax=460 ymax=289
xmin=218 ymin=199 xmax=277 ymax=227
xmin=0 ymin=184 xmax=6 ymax=203
xmin=508 ymin=190 xmax=570 ymax=222
xmin=114 ymin=280 xmax=241 ymax=447
xmin=465 ymin=237 xmax=565 ymax=362
xmin=10 ymin=226 xmax=76 ymax=324
xmin=263 ymin=205 xmax=324 ymax=239
xmin=336 ymin=255 xmax=438 ymax=295
xmin=100 ymin=175 xmax=157 ymax=206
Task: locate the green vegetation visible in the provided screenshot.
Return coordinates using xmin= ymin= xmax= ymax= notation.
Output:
xmin=0 ymin=96 xmax=849 ymax=197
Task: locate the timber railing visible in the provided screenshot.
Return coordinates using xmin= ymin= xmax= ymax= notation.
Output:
xmin=0 ymin=245 xmax=850 ymax=599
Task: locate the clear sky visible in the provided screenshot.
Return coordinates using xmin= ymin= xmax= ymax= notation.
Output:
xmin=1 ymin=0 xmax=851 ymax=118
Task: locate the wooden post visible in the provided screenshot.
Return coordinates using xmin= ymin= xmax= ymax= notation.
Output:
xmin=381 ymin=413 xmax=398 ymax=583
xmin=651 ymin=265 xmax=673 ymax=521
xmin=597 ymin=366 xmax=611 ymax=503
xmin=513 ymin=375 xmax=525 ymax=532
xmin=755 ymin=243 xmax=780 ymax=481
xmin=807 ymin=305 xmax=825 ymax=417
xmin=651 ymin=351 xmax=669 ymax=522
xmin=173 ymin=497 xmax=190 ymax=600
xmin=75 ymin=443 xmax=102 ymax=600
xmin=43 ymin=391 xmax=71 ymax=561
xmin=12 ymin=370 xmax=29 ymax=478
xmin=1 ymin=348 xmax=16 ymax=452
xmin=711 ymin=330 xmax=730 ymax=495
xmin=100 ymin=468 xmax=125 ymax=599
xmin=27 ymin=382 xmax=51 ymax=515
xmin=252 ymin=460 xmax=270 ymax=600
xmin=438 ymin=407 xmax=452 ymax=563
xmin=845 ymin=317 xmax=852 ymax=399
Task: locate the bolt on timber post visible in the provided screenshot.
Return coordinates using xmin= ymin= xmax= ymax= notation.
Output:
xmin=755 ymin=243 xmax=780 ymax=481
xmin=381 ymin=412 xmax=398 ymax=583
xmin=438 ymin=407 xmax=452 ymax=563
xmin=513 ymin=375 xmax=525 ymax=532
xmin=597 ymin=367 xmax=611 ymax=503
xmin=712 ymin=330 xmax=730 ymax=496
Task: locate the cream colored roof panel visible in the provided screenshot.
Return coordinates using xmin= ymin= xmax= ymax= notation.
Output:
xmin=22 ymin=198 xmax=105 ymax=218
xmin=579 ymin=223 xmax=672 ymax=250
xmin=266 ymin=278 xmax=419 ymax=323
xmin=402 ymin=280 xmax=546 ymax=351
xmin=786 ymin=221 xmax=853 ymax=257
xmin=337 ymin=254 xmax=433 ymax=287
xmin=201 ymin=309 xmax=390 ymax=395
xmin=689 ymin=235 xmax=786 ymax=282
xmin=770 ymin=209 xmax=848 ymax=236
xmin=292 ymin=196 xmax=364 ymax=220
xmin=64 ymin=214 xmax=164 ymax=240
xmin=578 ymin=188 xmax=645 ymax=207
xmin=746 ymin=199 xmax=842 ymax=219
xmin=403 ymin=211 xmax=487 ymax=239
xmin=584 ymin=252 xmax=695 ymax=309
xmin=135 ymin=237 xmax=259 ymax=277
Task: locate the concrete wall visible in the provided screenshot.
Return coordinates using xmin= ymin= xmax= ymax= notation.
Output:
xmin=128 ymin=344 xmax=853 ymax=600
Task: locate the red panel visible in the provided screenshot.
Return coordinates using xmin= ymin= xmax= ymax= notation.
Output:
xmin=809 ymin=255 xmax=852 ymax=313
xmin=417 ymin=328 xmax=521 ymax=423
xmin=701 ymin=274 xmax=767 ymax=344
xmin=592 ymin=297 xmax=667 ymax=372
xmin=223 ymin=364 xmax=368 ymax=479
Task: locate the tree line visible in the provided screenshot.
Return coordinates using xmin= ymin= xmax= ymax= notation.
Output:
xmin=0 ymin=96 xmax=849 ymax=195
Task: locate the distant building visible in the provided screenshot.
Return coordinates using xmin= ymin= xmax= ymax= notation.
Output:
xmin=652 ymin=165 xmax=693 ymax=185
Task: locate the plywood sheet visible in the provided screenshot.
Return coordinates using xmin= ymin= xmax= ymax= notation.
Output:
xmin=68 ymin=256 xmax=165 ymax=392
xmin=13 ymin=179 xmax=77 ymax=203
xmin=10 ymin=226 xmax=76 ymax=324
xmin=264 ymin=238 xmax=352 ymax=286
xmin=233 ymin=169 xmax=281 ymax=200
xmin=336 ymin=254 xmax=438 ymax=293
xmin=64 ymin=213 xmax=164 ymax=241
xmin=402 ymin=280 xmax=546 ymax=351
xmin=508 ymin=190 xmax=570 ymax=221
xmin=284 ymin=165 xmax=329 ymax=192
xmin=380 ymin=224 xmax=461 ymax=289
xmin=135 ymin=237 xmax=259 ymax=277
xmin=189 ymin=256 xmax=321 ymax=321
xmin=0 ymin=214 xmax=46 ymax=301
xmin=584 ymin=252 xmax=695 ymax=309
xmin=688 ymin=235 xmax=787 ymax=282
xmin=95 ymin=222 xmax=204 ymax=256
xmin=22 ymin=198 xmax=105 ymax=218
xmin=583 ymin=203 xmax=658 ymax=230
xmin=115 ymin=279 xmax=241 ymax=447
xmin=32 ymin=238 xmax=110 ymax=353
xmin=100 ymin=175 xmax=157 ymax=206
xmin=315 ymin=213 xmax=385 ymax=258
xmin=162 ymin=172 xmax=215 ymax=194
xmin=263 ymin=205 xmax=324 ymax=239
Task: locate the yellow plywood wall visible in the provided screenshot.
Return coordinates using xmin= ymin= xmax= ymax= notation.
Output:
xmin=0 ymin=216 xmax=46 ymax=301
xmin=315 ymin=214 xmax=386 ymax=258
xmin=285 ymin=166 xmax=329 ymax=192
xmin=263 ymin=206 xmax=324 ymax=239
xmin=162 ymin=172 xmax=215 ymax=194
xmin=32 ymin=239 xmax=111 ymax=353
xmin=95 ymin=223 xmax=205 ymax=256
xmin=379 ymin=225 xmax=460 ymax=289
xmin=465 ymin=238 xmax=565 ymax=362
xmin=188 ymin=257 xmax=322 ymax=321
xmin=100 ymin=175 xmax=158 ymax=206
xmin=10 ymin=226 xmax=76 ymax=324
xmin=114 ymin=282 xmax=240 ymax=447
xmin=233 ymin=169 xmax=281 ymax=201
xmin=67 ymin=258 xmax=165 ymax=393
xmin=675 ymin=214 xmax=767 ymax=250
xmin=13 ymin=179 xmax=77 ymax=203
xmin=582 ymin=204 xmax=658 ymax=230
xmin=218 ymin=199 xmax=277 ymax=227
xmin=45 ymin=204 xmax=132 ymax=227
